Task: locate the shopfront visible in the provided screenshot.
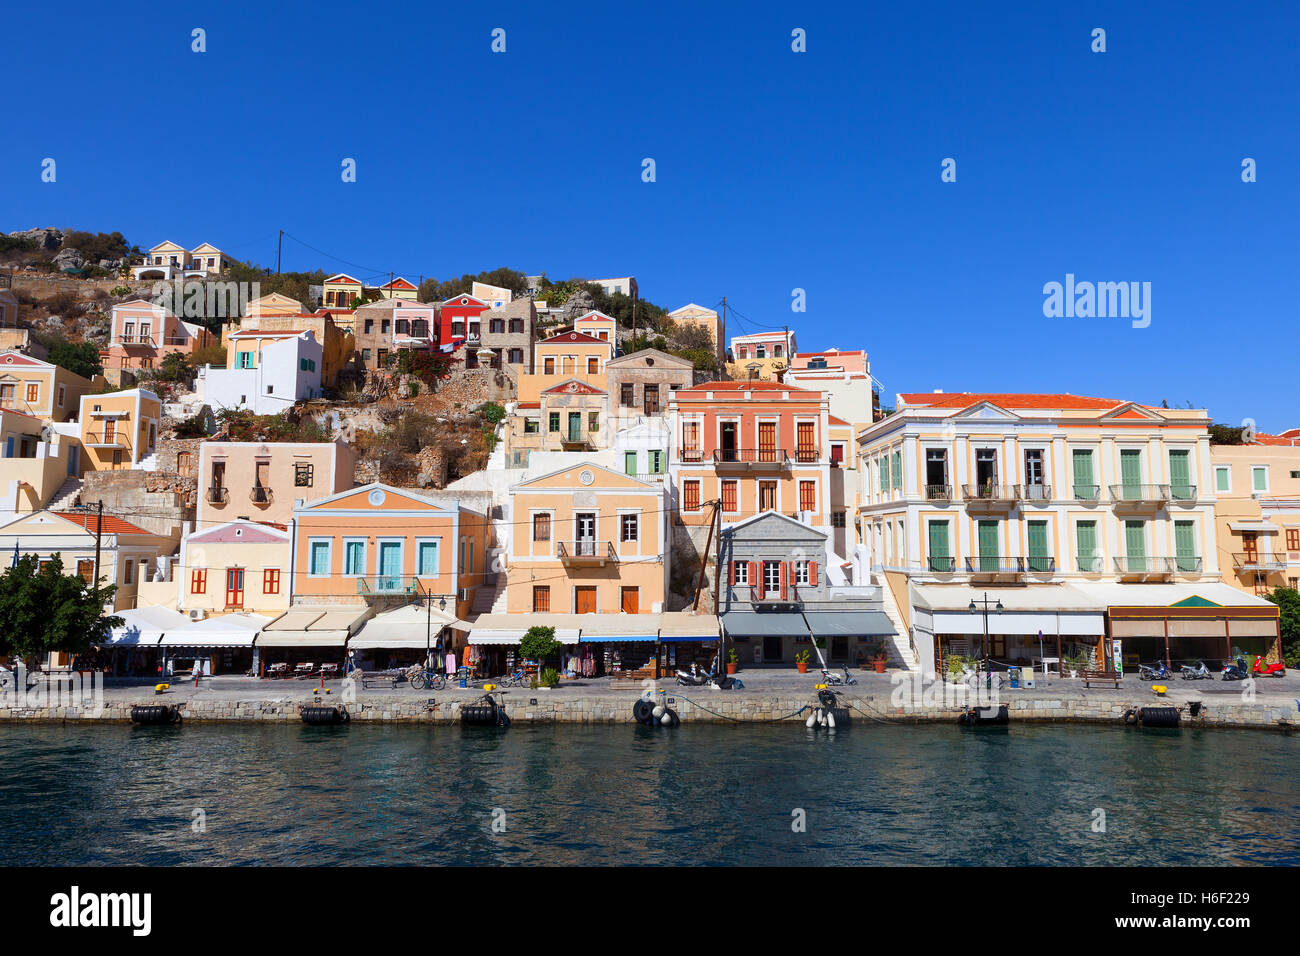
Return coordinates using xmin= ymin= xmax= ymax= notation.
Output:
xmin=256 ymin=607 xmax=370 ymax=675
xmin=98 ymin=606 xmax=187 ymax=677
xmin=157 ymin=612 xmax=267 ymax=676
xmin=802 ymin=610 xmax=898 ymax=667
xmin=347 ymin=602 xmax=471 ymax=671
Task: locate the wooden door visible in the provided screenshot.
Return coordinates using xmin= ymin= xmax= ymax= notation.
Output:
xmin=574 ymin=586 xmax=598 ymax=614
xmin=621 ymin=587 xmax=639 ymax=614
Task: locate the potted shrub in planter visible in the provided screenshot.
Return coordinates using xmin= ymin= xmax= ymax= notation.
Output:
xmin=872 ymin=645 xmax=888 ymax=674
xmin=726 ymin=648 xmax=738 ymax=675
xmin=520 ymin=625 xmax=560 ymax=689
xmin=795 ymin=650 xmax=810 ymax=674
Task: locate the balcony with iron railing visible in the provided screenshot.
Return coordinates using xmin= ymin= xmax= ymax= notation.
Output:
xmin=964 ymin=555 xmax=1025 ymax=577
xmin=1109 ymin=483 xmax=1171 ymax=506
xmin=1022 ymin=555 xmax=1057 ymax=575
xmin=925 ymin=555 xmax=958 ymax=573
xmin=1168 ymin=484 xmax=1198 ymax=503
xmin=749 ymin=584 xmax=802 ymax=605
xmin=712 ymin=448 xmax=792 ymax=467
xmin=557 ymin=540 xmax=617 ymax=565
xmin=1233 ymin=552 xmax=1288 ymax=572
xmin=84 ymin=431 xmax=131 ymax=450
xmin=249 ymin=486 xmax=274 ymax=506
xmin=1017 ymin=483 xmax=1053 ymax=503
xmin=205 ymin=485 xmax=228 ymax=504
xmin=1075 ymin=554 xmax=1106 ymax=574
xmin=116 ymin=334 xmax=157 ymax=348
xmin=1070 ymin=484 xmax=1103 ymax=502
xmin=1113 ymin=556 xmax=1176 ymax=577
xmin=924 ymin=483 xmax=954 ymax=501
xmin=962 ymin=483 xmax=1018 ymax=506
xmin=356 ymin=575 xmax=422 ymax=597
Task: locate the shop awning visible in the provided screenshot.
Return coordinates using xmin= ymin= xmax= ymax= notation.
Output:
xmin=99 ymin=606 xmax=188 ymax=647
xmin=913 ymin=583 xmax=1107 ymax=636
xmin=258 ymin=606 xmax=371 ymax=648
xmin=658 ymin=612 xmax=720 ymax=642
xmin=1228 ymin=521 xmax=1278 ymax=533
xmin=158 ymin=613 xmax=270 ymax=648
xmin=720 ymin=611 xmax=808 ymax=638
xmin=467 ymin=613 xmax=581 ymax=645
xmin=349 ymin=603 xmax=473 ymax=650
xmin=803 ymin=611 xmax=896 ymax=637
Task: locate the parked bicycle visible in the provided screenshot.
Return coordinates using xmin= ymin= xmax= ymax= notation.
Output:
xmin=407 ymin=666 xmax=446 ymax=691
xmin=499 ymin=669 xmax=529 ymax=688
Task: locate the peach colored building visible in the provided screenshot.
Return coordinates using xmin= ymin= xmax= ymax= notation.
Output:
xmin=517 ymin=330 xmax=614 ymax=404
xmin=669 ymin=380 xmax=833 ymax=530
xmin=0 ymin=350 xmax=95 ymax=422
xmin=177 ymin=519 xmax=292 ymax=617
xmin=0 ymin=407 xmax=84 ymax=519
xmin=198 ymin=440 xmax=355 ymax=529
xmin=504 ymin=462 xmax=670 ymax=615
xmin=726 ymin=330 xmax=796 ymax=382
xmin=78 ymin=388 xmax=162 ymax=471
xmin=667 ymin=303 xmax=723 ymax=361
xmin=1211 ymin=432 xmax=1300 ymax=596
xmin=291 ymin=483 xmax=491 ymax=624
xmin=100 ymin=300 xmax=214 ymax=379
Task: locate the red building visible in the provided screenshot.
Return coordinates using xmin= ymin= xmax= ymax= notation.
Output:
xmin=438 ymin=294 xmax=492 ymax=347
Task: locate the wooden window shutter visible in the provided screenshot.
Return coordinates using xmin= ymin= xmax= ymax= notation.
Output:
xmin=729 ymin=561 xmax=736 ymax=586
xmin=749 ymin=562 xmax=758 ymax=589
xmin=779 ymin=562 xmax=788 ymax=600
xmin=809 ymin=561 xmax=818 ymax=585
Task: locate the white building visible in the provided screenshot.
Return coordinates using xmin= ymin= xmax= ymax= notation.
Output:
xmin=199 ymin=330 xmax=322 ymax=415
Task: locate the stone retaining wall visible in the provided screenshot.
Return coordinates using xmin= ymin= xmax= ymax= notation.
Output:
xmin=0 ymin=693 xmax=1294 ymax=731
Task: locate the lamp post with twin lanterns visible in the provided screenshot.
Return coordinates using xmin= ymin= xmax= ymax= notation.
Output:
xmin=968 ymin=593 xmax=1003 ymax=691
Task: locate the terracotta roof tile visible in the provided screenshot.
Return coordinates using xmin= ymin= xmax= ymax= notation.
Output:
xmin=52 ymin=512 xmax=151 ymax=535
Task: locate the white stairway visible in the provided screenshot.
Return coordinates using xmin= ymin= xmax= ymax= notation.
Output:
xmin=48 ymin=476 xmax=83 ymax=512
xmin=472 ymin=573 xmax=508 ymax=615
xmin=137 ymin=452 xmax=160 ymax=470
xmin=876 ymin=572 xmax=918 ymax=671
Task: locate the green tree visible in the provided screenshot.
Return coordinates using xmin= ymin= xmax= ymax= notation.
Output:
xmin=0 ymin=555 xmax=121 ymax=661
xmin=1266 ymin=587 xmax=1300 ymax=666
xmin=43 ymin=337 xmax=103 ymax=379
xmin=519 ymin=626 xmax=560 ymax=663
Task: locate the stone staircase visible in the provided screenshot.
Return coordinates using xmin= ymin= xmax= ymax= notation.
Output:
xmin=137 ymin=452 xmax=160 ymax=471
xmin=48 ymin=476 xmax=83 ymax=512
xmin=876 ymin=571 xmax=918 ymax=671
xmin=472 ymin=572 xmax=508 ymax=615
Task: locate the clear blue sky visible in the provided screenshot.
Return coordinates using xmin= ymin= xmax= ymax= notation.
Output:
xmin=4 ymin=1 xmax=1297 ymax=430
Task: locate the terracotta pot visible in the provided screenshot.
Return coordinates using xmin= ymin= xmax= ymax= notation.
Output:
xmin=796 ymin=662 xmax=808 ymax=674
xmin=726 ymin=662 xmax=737 ymax=675
xmin=873 ymin=660 xmax=886 ymax=673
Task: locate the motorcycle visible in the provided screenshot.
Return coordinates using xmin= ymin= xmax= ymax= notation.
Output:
xmin=675 ymin=663 xmax=708 ymax=687
xmin=1138 ymin=661 xmax=1173 ymax=681
xmin=820 ymin=666 xmax=858 ymax=686
xmin=1252 ymin=656 xmax=1287 ymax=678
xmin=1221 ymin=657 xmax=1249 ymax=681
xmin=1179 ymin=660 xmax=1212 ymax=680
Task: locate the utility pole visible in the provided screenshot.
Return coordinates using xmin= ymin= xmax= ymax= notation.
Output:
xmin=92 ymin=500 xmax=103 ymax=586
xmin=719 ymin=296 xmax=726 ymax=377
xmin=276 ymin=230 xmax=283 ymax=275
xmin=693 ymin=501 xmax=720 ymax=612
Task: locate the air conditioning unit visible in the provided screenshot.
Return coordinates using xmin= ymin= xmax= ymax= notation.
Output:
xmin=457 ymin=588 xmax=470 ymax=602
xmin=188 ymin=608 xmax=207 ymax=621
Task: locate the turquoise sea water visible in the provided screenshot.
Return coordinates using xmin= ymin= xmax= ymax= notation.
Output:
xmin=0 ymin=722 xmax=1296 ymax=866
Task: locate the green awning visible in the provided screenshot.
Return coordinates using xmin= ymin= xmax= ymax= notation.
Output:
xmin=803 ymin=611 xmax=896 ymax=637
xmin=720 ymin=611 xmax=808 ymax=638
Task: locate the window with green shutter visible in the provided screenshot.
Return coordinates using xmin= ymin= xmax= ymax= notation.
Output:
xmin=625 ymin=452 xmax=637 ymax=475
xmin=1120 ymin=449 xmax=1143 ymax=497
xmin=927 ymin=521 xmax=951 ymax=572
xmin=1253 ymin=466 xmax=1269 ymax=492
xmin=1215 ymin=466 xmax=1231 ymax=493
xmin=880 ymin=455 xmax=890 ymax=493
xmin=1072 ymin=449 xmax=1096 ymax=499
xmin=978 ymin=520 xmax=999 ymax=572
xmin=1174 ymin=520 xmax=1198 ymax=572
xmin=891 ymin=451 xmax=902 ymax=493
xmin=548 ymin=413 xmax=560 ymax=433
xmin=1027 ymin=520 xmax=1050 ymax=572
xmin=1076 ymin=521 xmax=1098 ymax=572
xmin=650 ymin=449 xmax=664 ymax=474
xmin=1125 ymin=520 xmax=1146 ymax=572
xmin=1169 ymin=450 xmax=1193 ymax=500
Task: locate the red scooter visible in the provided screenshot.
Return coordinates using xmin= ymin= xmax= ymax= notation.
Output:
xmin=1252 ymin=656 xmax=1287 ymax=678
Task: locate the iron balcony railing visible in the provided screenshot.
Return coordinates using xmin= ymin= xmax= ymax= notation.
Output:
xmin=925 ymin=555 xmax=957 ymax=572
xmin=84 ymin=432 xmax=131 ymax=450
xmin=964 ymin=555 xmax=1025 ymax=575
xmin=1017 ymin=483 xmax=1052 ymax=503
xmin=962 ymin=483 xmax=1018 ymax=503
xmin=557 ymin=540 xmax=617 ymax=563
xmin=249 ymin=486 xmax=274 ymax=505
xmin=117 ymin=334 xmax=156 ymax=347
xmin=1168 ymin=484 xmax=1198 ymax=502
xmin=749 ymin=584 xmax=801 ymax=604
xmin=1071 ymin=484 xmax=1102 ymax=501
xmin=713 ymin=448 xmax=791 ymax=466
xmin=1114 ymin=556 xmax=1177 ymax=575
xmin=1076 ymin=554 xmax=1105 ymax=573
xmin=925 ymin=484 xmax=953 ymax=501
xmin=206 ymin=486 xmax=228 ymax=504
xmin=1109 ymin=483 xmax=1172 ymax=504
xmin=1022 ymin=555 xmax=1057 ymax=574
xmin=1234 ymin=552 xmax=1288 ymax=571
xmin=356 ymin=575 xmax=421 ymax=597
xmin=681 ymin=448 xmax=706 ymax=463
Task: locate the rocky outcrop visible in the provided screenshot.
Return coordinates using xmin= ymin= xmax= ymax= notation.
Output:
xmin=559 ymin=289 xmax=596 ymax=322
xmin=52 ymin=247 xmax=85 ymax=271
xmin=7 ymin=227 xmax=63 ymax=251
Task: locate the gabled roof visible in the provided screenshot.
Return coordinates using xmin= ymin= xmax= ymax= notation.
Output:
xmin=379 ymin=277 xmax=417 ymax=290
xmin=542 ymin=378 xmax=606 ymax=396
xmin=899 ymin=392 xmax=1131 ymax=411
xmin=606 ymin=347 xmax=692 ymax=369
xmin=187 ymin=519 xmax=290 ymax=544
xmin=50 ymin=511 xmax=152 ymax=535
xmin=294 ymin=481 xmax=466 ymax=514
xmin=442 ymin=294 xmax=490 ymax=308
xmin=538 ymin=331 xmax=608 ymax=346
xmin=0 ymin=350 xmax=53 ymax=369
xmin=668 ymin=303 xmax=718 ymax=316
xmin=322 ymin=273 xmax=363 ymax=285
xmin=722 ymin=510 xmax=828 ymax=539
xmin=574 ymin=310 xmax=616 ymax=323
xmin=112 ymin=298 xmax=169 ymax=312
xmin=513 ymin=461 xmax=654 ymax=491
xmin=675 ymin=380 xmax=816 ymax=395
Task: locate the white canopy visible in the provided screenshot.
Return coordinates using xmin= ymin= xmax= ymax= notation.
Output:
xmin=100 ymin=606 xmax=188 ymax=647
xmin=467 ymin=613 xmax=581 ymax=645
xmin=258 ymin=606 xmax=371 ymax=648
xmin=158 ymin=612 xmax=270 ymax=648
xmin=348 ymin=603 xmax=472 ymax=650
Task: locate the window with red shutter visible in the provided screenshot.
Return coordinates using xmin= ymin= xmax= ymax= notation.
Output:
xmin=191 ymin=569 xmax=206 ymax=594
xmin=809 ymin=561 xmax=818 ymax=585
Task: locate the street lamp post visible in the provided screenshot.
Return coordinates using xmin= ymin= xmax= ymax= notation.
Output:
xmin=968 ymin=593 xmax=1004 ymax=692
xmin=424 ymin=584 xmax=448 ymax=673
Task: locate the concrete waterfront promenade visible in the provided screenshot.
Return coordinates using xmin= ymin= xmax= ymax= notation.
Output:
xmin=1 ymin=670 xmax=1298 ymax=731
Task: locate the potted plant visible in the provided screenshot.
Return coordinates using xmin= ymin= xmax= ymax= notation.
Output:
xmin=873 ymin=644 xmax=888 ymax=674
xmin=520 ymin=626 xmax=560 ymax=689
xmin=795 ymin=649 xmax=810 ymax=674
xmin=726 ymin=648 xmax=738 ymax=675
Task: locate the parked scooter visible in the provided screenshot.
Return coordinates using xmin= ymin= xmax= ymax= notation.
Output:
xmin=1179 ymin=660 xmax=1212 ymax=680
xmin=675 ymin=663 xmax=709 ymax=686
xmin=1138 ymin=661 xmax=1174 ymax=681
xmin=1221 ymin=657 xmax=1249 ymax=681
xmin=820 ymin=666 xmax=858 ymax=686
xmin=1252 ymin=656 xmax=1287 ymax=678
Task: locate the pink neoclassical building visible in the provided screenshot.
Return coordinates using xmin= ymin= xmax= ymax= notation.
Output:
xmin=100 ymin=300 xmax=214 ymax=382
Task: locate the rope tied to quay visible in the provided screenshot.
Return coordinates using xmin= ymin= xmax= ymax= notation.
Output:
xmin=670 ymin=694 xmax=810 ymax=723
